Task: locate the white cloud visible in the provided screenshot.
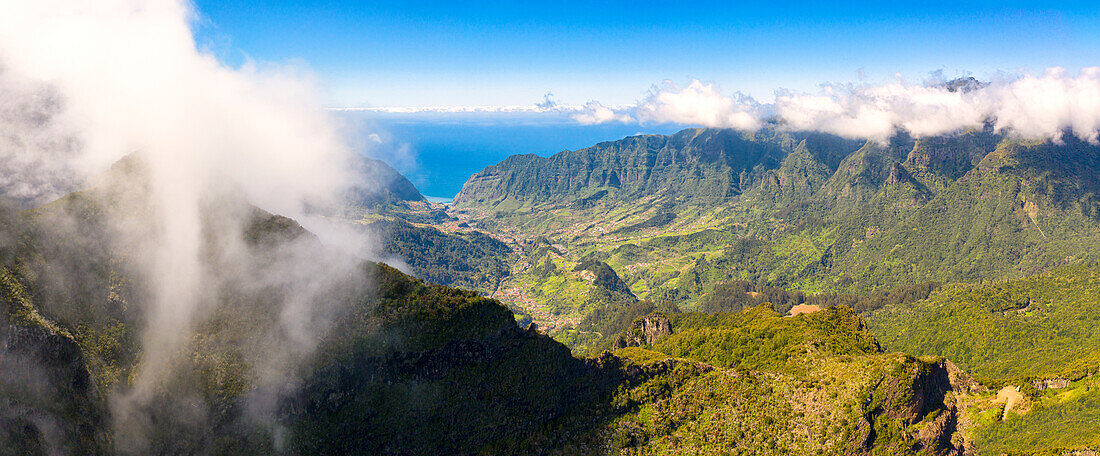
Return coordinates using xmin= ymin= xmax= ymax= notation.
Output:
xmin=571 ymin=79 xmax=763 ymax=129
xmin=775 ymin=68 xmax=1100 ymax=143
xmin=774 ymin=82 xmax=987 ymax=142
xmin=0 ymin=76 xmax=82 ymax=207
xmin=987 ymin=67 xmax=1100 ymax=143
xmin=332 ymin=104 xmax=584 ymax=114
xmin=572 ymin=69 xmax=1100 ymax=144
xmin=0 ymin=0 xmax=367 ymax=446
xmin=635 ymin=80 xmax=763 ymax=130
xmin=571 ymin=101 xmax=633 ymax=124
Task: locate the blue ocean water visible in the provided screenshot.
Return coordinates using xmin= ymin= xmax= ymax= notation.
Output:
xmin=339 ymin=111 xmax=686 ymax=200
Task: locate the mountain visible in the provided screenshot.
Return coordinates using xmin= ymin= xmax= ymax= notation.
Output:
xmin=454 ymin=128 xmax=859 ymax=211
xmin=348 ymin=157 xmax=425 ymax=207
xmin=451 ymin=127 xmax=1100 ymax=326
xmin=1 ymin=178 xmax=979 ymax=455
xmin=6 ymin=138 xmax=1100 ymax=453
xmin=441 ymin=126 xmax=1100 ymax=454
xmin=309 ymin=156 xmax=517 ymax=294
xmin=311 ymin=155 xmax=453 ymax=224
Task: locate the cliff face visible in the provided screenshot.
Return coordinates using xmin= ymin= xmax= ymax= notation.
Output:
xmin=453 ymin=128 xmax=859 ymax=209
xmin=851 ymin=358 xmax=981 ymax=456
xmin=614 ymin=312 xmax=673 ymax=348
xmin=1 ymin=201 xmax=107 ymax=454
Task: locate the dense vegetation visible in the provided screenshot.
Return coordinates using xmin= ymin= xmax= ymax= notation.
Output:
xmin=865 ymin=265 xmax=1100 ymax=383
xmin=369 ymin=218 xmax=514 ymax=294
xmin=285 ymin=263 xmax=627 ymax=455
xmin=862 ymin=266 xmax=1100 ymax=454
xmin=597 ymin=305 xmax=970 ymax=454
xmin=699 ymin=280 xmax=941 ymax=315
xmin=453 ymin=127 xmax=1100 ymax=326
xmin=653 ymin=305 xmax=881 ymax=372
xmin=972 ymin=376 xmax=1100 ymax=454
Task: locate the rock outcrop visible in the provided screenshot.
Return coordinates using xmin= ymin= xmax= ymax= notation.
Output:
xmin=849 ymin=358 xmax=983 ymax=456
xmin=614 ymin=312 xmax=673 ymax=348
xmin=1033 ymin=376 xmax=1072 ymax=391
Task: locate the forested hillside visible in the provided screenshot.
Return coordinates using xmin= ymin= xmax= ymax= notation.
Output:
xmin=367 ymin=218 xmax=514 ymax=294
xmin=864 ymin=265 xmax=1100 ymax=453
xmin=326 ymin=157 xmax=515 ymax=294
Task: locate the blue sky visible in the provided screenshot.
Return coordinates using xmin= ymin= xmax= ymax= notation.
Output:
xmin=191 ymin=0 xmax=1100 ymax=108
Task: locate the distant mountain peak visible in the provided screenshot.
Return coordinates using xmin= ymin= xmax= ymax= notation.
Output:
xmin=942 ymin=76 xmax=985 ymax=93
xmin=347 ymin=157 xmax=425 ymax=207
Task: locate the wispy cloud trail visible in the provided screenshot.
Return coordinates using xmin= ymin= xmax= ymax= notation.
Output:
xmin=0 ymin=0 xmax=367 ymax=449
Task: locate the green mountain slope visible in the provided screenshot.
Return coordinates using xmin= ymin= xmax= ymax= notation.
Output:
xmin=866 ymin=265 xmax=1100 ymax=383
xmin=450 ymin=127 xmax=1100 ymax=340
xmin=599 ymin=305 xmax=978 ymax=455
xmin=864 ymin=265 xmax=1100 ymax=454
xmin=368 ymin=218 xmax=515 ymax=294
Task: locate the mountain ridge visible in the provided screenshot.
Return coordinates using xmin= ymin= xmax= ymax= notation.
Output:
xmin=451 ymin=127 xmax=1100 ymax=301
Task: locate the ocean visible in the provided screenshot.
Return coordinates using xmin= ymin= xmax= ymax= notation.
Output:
xmin=339 ymin=111 xmax=687 ymax=200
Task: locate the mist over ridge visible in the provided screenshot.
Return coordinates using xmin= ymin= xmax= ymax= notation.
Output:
xmin=0 ymin=0 xmax=383 ymax=451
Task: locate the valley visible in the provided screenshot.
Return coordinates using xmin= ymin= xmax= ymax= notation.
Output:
xmin=373 ymin=126 xmax=1100 ymax=453
xmin=436 ymin=128 xmax=1100 ymax=343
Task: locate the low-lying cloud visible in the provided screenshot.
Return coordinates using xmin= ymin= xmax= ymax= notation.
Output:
xmin=571 ymin=101 xmax=633 ymax=124
xmin=0 ymin=0 xmax=368 ymax=450
xmin=574 ymin=68 xmax=1100 ymax=143
xmin=571 ymin=80 xmax=763 ymax=130
xmin=0 ymin=73 xmax=82 ymax=207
